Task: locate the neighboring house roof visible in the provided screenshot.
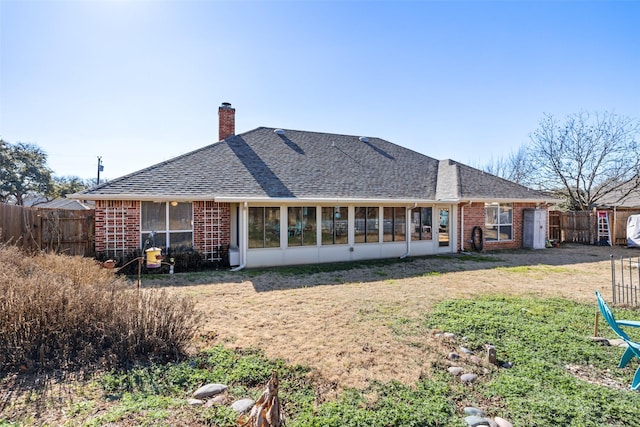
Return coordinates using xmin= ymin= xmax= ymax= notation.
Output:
xmin=595 ymin=181 xmax=640 ymax=208
xmin=70 ymin=127 xmax=551 ymax=203
xmin=37 ymin=198 xmax=94 ymax=210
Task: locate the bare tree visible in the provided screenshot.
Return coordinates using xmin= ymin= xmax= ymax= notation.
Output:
xmin=527 ymin=112 xmax=640 ymax=211
xmin=482 ymin=146 xmax=534 ymax=186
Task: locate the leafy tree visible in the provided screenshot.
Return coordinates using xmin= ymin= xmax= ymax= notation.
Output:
xmin=527 ymin=112 xmax=640 ymax=211
xmin=0 ymin=140 xmax=54 ymax=205
xmin=51 ymin=176 xmax=90 ymax=199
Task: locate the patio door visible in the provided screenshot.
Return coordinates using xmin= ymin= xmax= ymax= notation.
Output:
xmin=438 ymin=207 xmax=450 ymax=247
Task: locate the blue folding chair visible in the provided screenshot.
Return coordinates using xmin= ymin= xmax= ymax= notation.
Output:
xmin=595 ymin=290 xmax=640 ymax=390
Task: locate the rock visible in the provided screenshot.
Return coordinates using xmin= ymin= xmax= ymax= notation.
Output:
xmin=500 ymin=361 xmax=513 ymax=369
xmin=464 ymin=406 xmax=486 ymax=417
xmin=460 ymin=373 xmax=478 ymax=383
xmin=444 ymin=332 xmax=456 ymax=339
xmin=460 ymin=346 xmax=474 ymax=354
xmin=609 ymin=339 xmax=628 ymax=347
xmin=448 ymin=352 xmax=460 ymax=360
xmin=231 ymin=398 xmax=255 ymax=414
xmin=193 ymin=383 xmax=228 ymax=399
xmin=494 ymin=416 xmax=513 ymax=427
xmin=448 ymin=366 xmax=464 ymax=375
xmin=464 ymin=415 xmax=491 ymax=426
xmin=590 ymin=336 xmax=610 ymax=345
xmin=188 ymin=398 xmax=204 ymax=406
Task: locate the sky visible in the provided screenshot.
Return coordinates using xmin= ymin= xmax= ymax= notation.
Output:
xmin=1 ymin=0 xmax=639 ymax=182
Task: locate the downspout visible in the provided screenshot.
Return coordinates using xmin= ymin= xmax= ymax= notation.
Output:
xmin=231 ymin=202 xmax=248 ymax=271
xmin=400 ymin=204 xmax=415 ymax=258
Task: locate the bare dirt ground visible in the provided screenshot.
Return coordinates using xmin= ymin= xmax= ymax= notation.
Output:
xmin=149 ymin=244 xmax=640 ymax=397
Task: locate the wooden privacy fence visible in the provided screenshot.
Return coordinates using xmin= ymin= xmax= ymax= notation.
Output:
xmin=549 ymin=209 xmax=640 ymax=245
xmin=0 ymin=203 xmax=95 ymax=256
xmin=611 ymin=255 xmax=640 ymax=307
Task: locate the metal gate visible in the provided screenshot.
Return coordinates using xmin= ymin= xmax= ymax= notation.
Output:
xmin=611 ymin=255 xmax=640 ymax=306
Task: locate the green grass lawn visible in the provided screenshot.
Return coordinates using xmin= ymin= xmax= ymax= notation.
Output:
xmin=3 ymin=295 xmax=640 ymax=427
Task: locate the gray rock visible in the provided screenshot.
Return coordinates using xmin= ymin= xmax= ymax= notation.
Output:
xmin=500 ymin=361 xmax=513 ymax=369
xmin=590 ymin=336 xmax=609 ymax=344
xmin=460 ymin=373 xmax=478 ymax=383
xmin=448 ymin=352 xmax=460 ymax=360
xmin=609 ymin=339 xmax=628 ymax=348
xmin=231 ymin=398 xmax=255 ymax=414
xmin=188 ymin=398 xmax=204 ymax=406
xmin=444 ymin=332 xmax=456 ymax=339
xmin=464 ymin=406 xmax=486 ymax=417
xmin=193 ymin=383 xmax=228 ymax=399
xmin=464 ymin=415 xmax=491 ymax=426
xmin=460 ymin=346 xmax=474 ymax=354
xmin=448 ymin=366 xmax=464 ymax=375
xmin=494 ymin=416 xmax=513 ymax=427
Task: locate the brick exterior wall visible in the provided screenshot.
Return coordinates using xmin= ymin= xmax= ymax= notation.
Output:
xmin=193 ymin=201 xmax=232 ymax=253
xmin=218 ymin=102 xmax=235 ymax=141
xmin=95 ymin=200 xmax=141 ymax=254
xmin=457 ymin=202 xmax=542 ymax=251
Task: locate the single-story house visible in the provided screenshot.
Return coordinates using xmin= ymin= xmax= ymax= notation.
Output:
xmin=70 ymin=102 xmax=555 ymax=269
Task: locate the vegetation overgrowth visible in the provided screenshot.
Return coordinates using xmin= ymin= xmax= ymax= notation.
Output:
xmin=0 ymin=245 xmax=199 ymax=374
xmin=2 ymin=248 xmax=640 ymax=426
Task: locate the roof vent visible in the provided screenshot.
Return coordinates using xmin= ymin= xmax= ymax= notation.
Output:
xmin=359 ymin=136 xmax=369 ymax=143
xmin=274 ymin=129 xmax=285 ymax=135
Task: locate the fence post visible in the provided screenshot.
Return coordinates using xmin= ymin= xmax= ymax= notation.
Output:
xmin=611 ymin=254 xmax=616 ymax=304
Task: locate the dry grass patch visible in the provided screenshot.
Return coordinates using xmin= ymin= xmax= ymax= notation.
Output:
xmin=0 ymin=245 xmax=199 ymax=374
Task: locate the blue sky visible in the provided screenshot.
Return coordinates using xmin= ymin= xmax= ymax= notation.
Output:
xmin=1 ymin=0 xmax=638 ymax=182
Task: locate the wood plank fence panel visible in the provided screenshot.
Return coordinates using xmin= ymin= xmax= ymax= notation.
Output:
xmin=550 ymin=209 xmax=640 ymax=246
xmin=0 ymin=203 xmax=95 ymax=256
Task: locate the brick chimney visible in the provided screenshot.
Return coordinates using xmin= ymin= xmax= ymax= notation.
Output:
xmin=218 ymin=102 xmax=235 ymax=141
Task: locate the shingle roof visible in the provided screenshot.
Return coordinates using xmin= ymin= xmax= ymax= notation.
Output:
xmin=71 ymin=127 xmax=550 ymax=203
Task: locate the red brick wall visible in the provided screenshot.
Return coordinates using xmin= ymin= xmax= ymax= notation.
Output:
xmin=457 ymin=202 xmax=542 ymax=251
xmin=96 ymin=200 xmax=232 ymax=256
xmin=95 ymin=200 xmax=141 ymax=254
xmin=193 ymin=201 xmax=231 ymax=253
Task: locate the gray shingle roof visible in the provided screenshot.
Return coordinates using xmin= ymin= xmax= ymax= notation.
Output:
xmin=72 ymin=127 xmax=550 ymax=203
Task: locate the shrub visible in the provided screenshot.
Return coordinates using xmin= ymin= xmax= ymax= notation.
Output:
xmin=0 ymin=245 xmax=199 ymax=374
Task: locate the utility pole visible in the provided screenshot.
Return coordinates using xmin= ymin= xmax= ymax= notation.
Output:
xmin=97 ymin=156 xmax=104 ymax=185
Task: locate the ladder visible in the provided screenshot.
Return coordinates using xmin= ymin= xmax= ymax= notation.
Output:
xmin=596 ymin=211 xmax=611 ymax=246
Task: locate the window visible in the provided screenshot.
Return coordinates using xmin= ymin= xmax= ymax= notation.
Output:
xmin=248 ymin=207 xmax=280 ymax=248
xmin=383 ymin=207 xmax=406 ymax=242
xmin=141 ymin=201 xmax=193 ymax=249
xmin=485 ymin=203 xmax=513 ymax=241
xmin=321 ymin=207 xmax=348 ymax=245
xmin=288 ymin=207 xmax=317 ymax=246
xmin=354 ymin=207 xmax=379 ymax=243
xmin=411 ymin=207 xmax=432 ymax=241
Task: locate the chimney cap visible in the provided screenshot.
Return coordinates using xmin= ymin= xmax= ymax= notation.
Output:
xmin=220 ymin=102 xmax=233 ymax=108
